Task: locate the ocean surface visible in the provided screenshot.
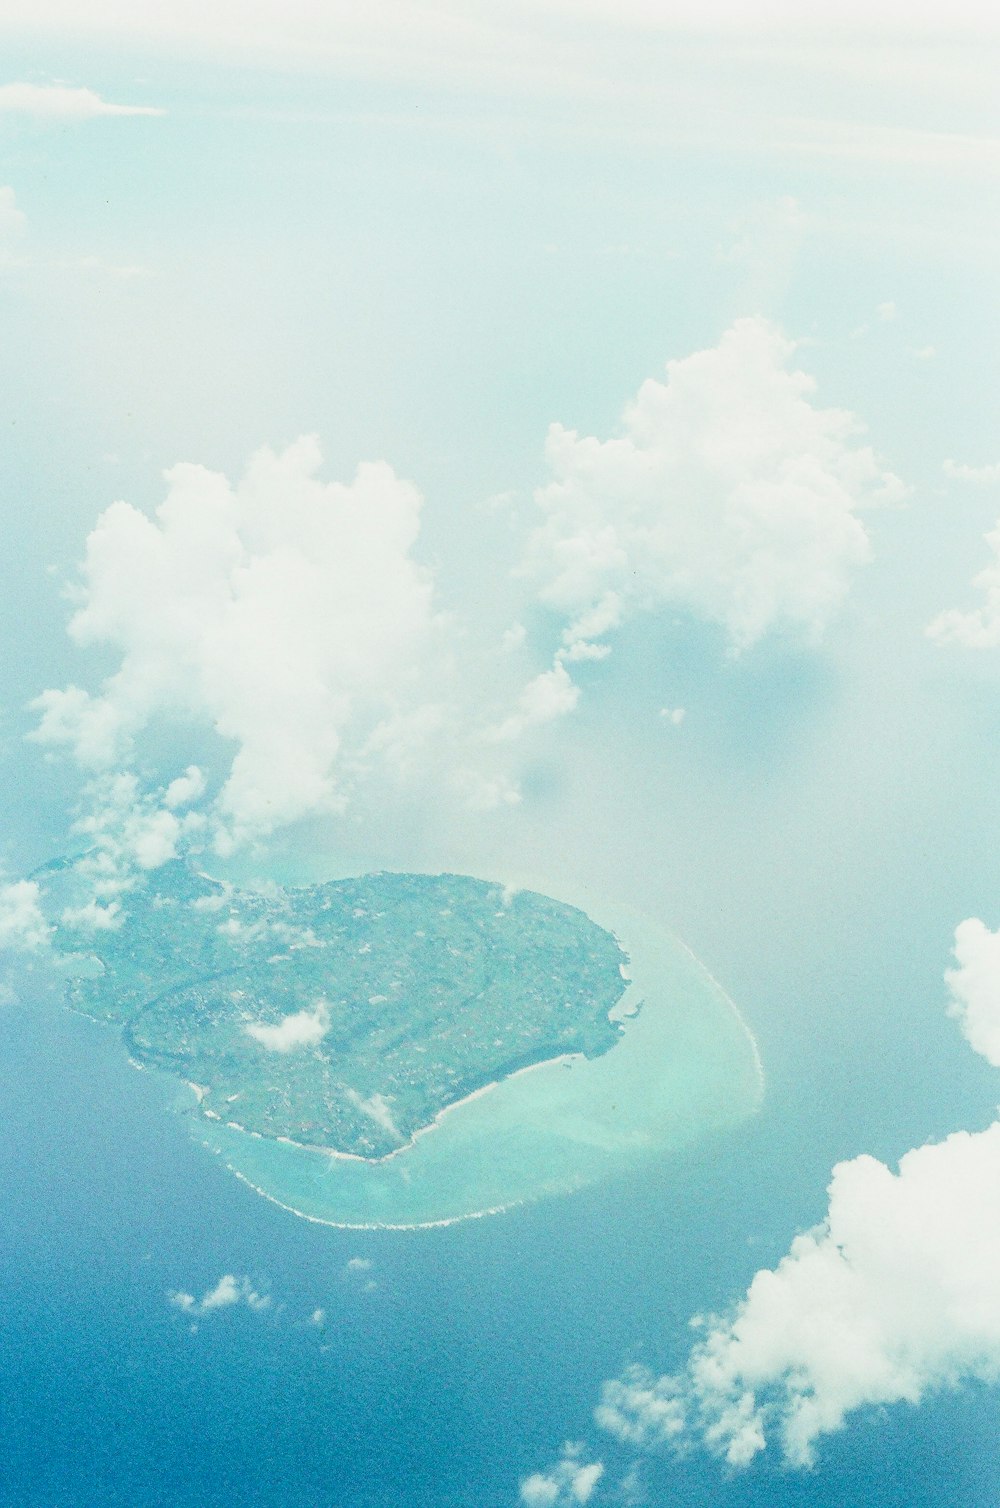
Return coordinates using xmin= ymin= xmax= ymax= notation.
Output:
xmin=1 ymin=991 xmax=996 ymax=1508
xmin=3 ymin=921 xmax=998 ymax=1508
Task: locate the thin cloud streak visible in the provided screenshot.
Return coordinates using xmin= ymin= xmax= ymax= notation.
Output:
xmin=0 ymin=82 xmax=164 ymax=118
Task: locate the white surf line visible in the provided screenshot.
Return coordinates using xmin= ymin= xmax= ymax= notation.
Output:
xmin=226 ymin=1049 xmax=590 ymax=1168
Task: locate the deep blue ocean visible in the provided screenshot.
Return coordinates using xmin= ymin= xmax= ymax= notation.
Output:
xmin=2 ymin=968 xmax=999 ymax=1508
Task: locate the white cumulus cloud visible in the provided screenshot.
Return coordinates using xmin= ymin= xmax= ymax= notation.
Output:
xmin=32 ymin=438 xmax=449 ymax=849
xmin=246 ymin=999 xmax=330 ymax=1052
xmin=0 ymin=879 xmax=51 ymax=951
xmin=524 ymin=317 xmax=905 ymax=659
xmin=598 ymin=1116 xmax=1000 ymax=1470
xmin=163 ymin=765 xmax=207 ymax=810
xmin=0 ymin=82 xmax=163 ymax=118
xmin=946 ymin=917 xmax=1000 ymax=1068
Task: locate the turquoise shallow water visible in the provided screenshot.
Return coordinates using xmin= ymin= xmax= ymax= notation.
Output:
xmin=186 ymin=885 xmax=764 ymax=1228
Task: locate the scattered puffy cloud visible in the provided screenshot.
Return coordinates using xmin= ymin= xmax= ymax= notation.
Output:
xmin=67 ymin=771 xmax=204 ymax=882
xmin=168 ymin=1273 xmax=271 ymax=1316
xmin=520 ymin=1444 xmax=604 ymax=1507
xmin=0 ymin=82 xmax=163 ymax=119
xmin=594 ymin=1368 xmax=685 ymax=1449
xmin=523 ymin=318 xmax=905 ymax=660
xmin=659 ymin=706 xmax=686 ymax=726
xmin=39 ymin=771 xmax=212 ymax=928
xmin=927 ymin=519 xmax=1000 ymax=648
xmin=246 ymin=999 xmax=331 ymax=1052
xmin=946 ymin=917 xmax=1000 ymax=1068
xmin=0 ymin=879 xmax=51 ymax=950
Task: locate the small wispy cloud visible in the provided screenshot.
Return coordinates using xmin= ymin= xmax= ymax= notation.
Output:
xmin=343 ymin=1256 xmax=379 ymax=1292
xmin=943 ymin=457 xmax=1000 ymax=485
xmin=928 ymin=504 xmax=1000 ymax=648
xmin=0 ymin=83 xmax=164 ymax=120
xmin=0 ymin=184 xmax=26 ymax=243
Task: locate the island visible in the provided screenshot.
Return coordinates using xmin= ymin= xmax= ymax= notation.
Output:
xmin=46 ymin=862 xmax=630 ymax=1159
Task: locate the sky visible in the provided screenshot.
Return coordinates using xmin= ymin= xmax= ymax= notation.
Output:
xmin=3 ymin=4 xmax=1000 ymax=1505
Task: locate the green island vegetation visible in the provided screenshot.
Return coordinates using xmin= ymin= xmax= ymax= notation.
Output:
xmin=44 ymin=862 xmax=630 ymax=1159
